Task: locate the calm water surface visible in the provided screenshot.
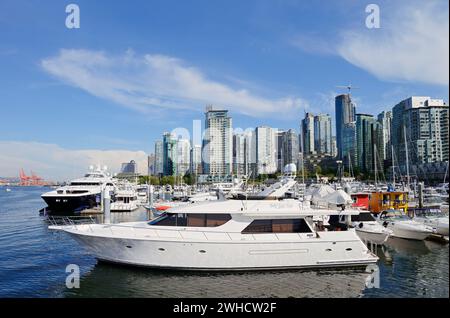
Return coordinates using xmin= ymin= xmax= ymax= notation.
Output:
xmin=0 ymin=187 xmax=448 ymax=298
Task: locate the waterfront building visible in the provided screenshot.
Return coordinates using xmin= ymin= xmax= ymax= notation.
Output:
xmin=190 ymin=144 xmax=202 ymax=175
xmin=314 ymin=114 xmax=332 ymax=155
xmin=121 ymin=160 xmax=137 ymax=174
xmin=377 ymin=111 xmax=392 ymax=162
xmin=163 ymin=132 xmax=178 ymax=176
xmin=255 ymin=126 xmax=277 ymax=175
xmin=232 ymin=133 xmax=247 ymax=176
xmin=202 ymin=107 xmax=233 ymax=176
xmin=335 ymin=94 xmax=356 ymax=160
xmin=281 ymin=129 xmax=300 ymax=168
xmin=342 ymin=122 xmax=357 ymax=171
xmin=331 ymin=136 xmax=337 ymax=158
xmin=154 ymin=140 xmax=164 ymax=176
xmin=246 ymin=130 xmax=257 ymax=177
xmin=276 ymin=130 xmax=285 ymax=172
xmin=177 ymin=138 xmax=191 ymax=176
xmin=392 ymin=97 xmax=449 ymax=169
xmin=301 ymin=113 xmax=315 ymax=154
xmin=355 ymin=114 xmax=385 ymax=174
xmin=147 ymin=154 xmax=156 ymax=176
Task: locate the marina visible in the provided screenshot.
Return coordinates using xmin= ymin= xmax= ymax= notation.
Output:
xmin=0 ymin=178 xmax=448 ymax=297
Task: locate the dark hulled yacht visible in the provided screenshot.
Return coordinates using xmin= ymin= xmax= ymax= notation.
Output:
xmin=41 ymin=168 xmax=115 ymax=214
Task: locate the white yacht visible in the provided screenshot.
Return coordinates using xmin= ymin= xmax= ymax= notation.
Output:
xmin=413 ymin=209 xmax=449 ymax=237
xmin=135 ymin=185 xmax=148 ymax=205
xmin=41 ymin=167 xmax=115 ymax=213
xmin=377 ymin=210 xmax=433 ymax=241
xmin=340 ymin=212 xmax=392 ymax=245
xmin=49 ymin=199 xmax=378 ymax=271
xmin=110 ymin=189 xmax=139 ymax=212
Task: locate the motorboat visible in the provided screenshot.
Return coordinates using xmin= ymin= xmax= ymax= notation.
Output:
xmin=41 ymin=167 xmax=115 ymax=213
xmin=49 ymin=199 xmax=378 ymax=271
xmin=412 ymin=209 xmax=449 ymax=237
xmin=340 ymin=212 xmax=392 ymax=245
xmin=5 ymin=188 xmax=11 ymax=192
xmin=111 ymin=189 xmax=139 ymax=212
xmin=377 ymin=210 xmax=433 ymax=241
xmin=135 ymin=185 xmax=148 ymax=205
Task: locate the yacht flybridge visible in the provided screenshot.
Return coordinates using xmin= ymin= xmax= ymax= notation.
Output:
xmin=49 ymin=199 xmax=378 ymax=271
xmin=41 ymin=166 xmax=115 ymax=213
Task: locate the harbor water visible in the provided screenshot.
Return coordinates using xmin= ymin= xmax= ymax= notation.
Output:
xmin=0 ymin=187 xmax=448 ymax=298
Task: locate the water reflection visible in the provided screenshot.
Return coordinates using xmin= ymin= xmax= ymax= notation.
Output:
xmin=65 ymin=263 xmax=380 ymax=298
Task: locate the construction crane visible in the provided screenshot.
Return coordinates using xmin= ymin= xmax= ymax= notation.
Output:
xmin=336 ymin=84 xmax=359 ymax=95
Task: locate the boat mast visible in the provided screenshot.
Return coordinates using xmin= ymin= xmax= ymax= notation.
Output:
xmin=391 ymin=144 xmax=395 ymax=186
xmin=403 ymin=125 xmax=410 ymax=189
xmin=374 ymin=144 xmax=378 ymax=191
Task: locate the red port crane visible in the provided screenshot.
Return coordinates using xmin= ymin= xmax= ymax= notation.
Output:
xmin=19 ymin=169 xmax=45 ymax=186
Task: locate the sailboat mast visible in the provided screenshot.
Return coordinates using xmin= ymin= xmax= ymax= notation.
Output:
xmin=391 ymin=144 xmax=395 ymax=185
xmin=403 ymin=125 xmax=410 ymax=188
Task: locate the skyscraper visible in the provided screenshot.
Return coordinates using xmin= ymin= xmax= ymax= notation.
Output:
xmin=377 ymin=111 xmax=392 ymax=162
xmin=232 ymin=133 xmax=247 ymax=176
xmin=314 ymin=114 xmax=332 ymax=155
xmin=281 ymin=129 xmax=299 ymax=168
xmin=190 ymin=144 xmax=202 ymax=175
xmin=301 ymin=112 xmax=315 ymax=154
xmin=162 ymin=132 xmax=178 ymax=176
xmin=356 ymin=114 xmax=376 ymax=172
xmin=255 ymin=126 xmax=277 ymax=175
xmin=202 ymin=107 xmax=233 ymax=176
xmin=154 ymin=140 xmax=164 ymax=176
xmin=392 ymin=96 xmax=449 ymax=166
xmin=335 ymin=94 xmax=356 ymax=160
xmin=177 ymin=138 xmax=191 ymax=176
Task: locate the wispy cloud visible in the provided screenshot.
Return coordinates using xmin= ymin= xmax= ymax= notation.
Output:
xmin=41 ymin=49 xmax=309 ymax=117
xmin=0 ymin=141 xmax=148 ymax=181
xmin=290 ymin=1 xmax=449 ymax=86
xmin=338 ymin=1 xmax=449 ymax=86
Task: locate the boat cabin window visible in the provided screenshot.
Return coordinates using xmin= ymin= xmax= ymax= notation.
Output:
xmin=70 ymin=182 xmax=102 ymax=186
xmin=241 ymin=219 xmax=312 ymax=234
xmin=149 ymin=213 xmax=231 ymax=227
xmin=351 ymin=213 xmax=376 ymax=222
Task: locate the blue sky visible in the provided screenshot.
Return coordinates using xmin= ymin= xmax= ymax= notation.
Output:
xmin=0 ymin=0 xmax=448 ymax=179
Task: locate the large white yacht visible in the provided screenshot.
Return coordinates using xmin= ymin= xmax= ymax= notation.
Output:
xmin=41 ymin=167 xmax=115 ymax=213
xmin=49 ymin=199 xmax=378 ymax=270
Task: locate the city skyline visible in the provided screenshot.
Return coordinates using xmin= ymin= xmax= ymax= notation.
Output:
xmin=0 ymin=0 xmax=448 ymax=180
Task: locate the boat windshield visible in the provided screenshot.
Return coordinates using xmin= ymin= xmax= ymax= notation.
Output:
xmin=351 ymin=212 xmax=376 ymax=222
xmin=415 ymin=209 xmax=446 ymax=218
xmin=380 ymin=210 xmax=410 ymax=220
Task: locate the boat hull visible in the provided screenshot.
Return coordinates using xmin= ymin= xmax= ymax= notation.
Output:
xmin=390 ymin=228 xmax=431 ymax=241
xmin=42 ymin=193 xmax=100 ymax=213
xmin=66 ymin=230 xmax=378 ymax=271
xmin=356 ymin=229 xmax=390 ymax=245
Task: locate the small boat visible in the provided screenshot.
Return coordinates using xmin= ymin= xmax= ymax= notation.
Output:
xmin=5 ymin=188 xmax=12 ymax=192
xmin=377 ymin=210 xmax=433 ymax=241
xmin=340 ymin=212 xmax=392 ymax=245
xmin=412 ymin=209 xmax=449 ymax=237
xmin=110 ymin=190 xmax=139 ymax=212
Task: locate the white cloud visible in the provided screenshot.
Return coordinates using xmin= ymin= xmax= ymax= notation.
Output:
xmin=0 ymin=141 xmax=148 ymax=181
xmin=337 ymin=1 xmax=449 ymax=86
xmin=41 ymin=49 xmax=309 ymax=117
xmin=290 ymin=1 xmax=449 ymax=86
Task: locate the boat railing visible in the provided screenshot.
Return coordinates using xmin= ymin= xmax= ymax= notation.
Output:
xmin=97 ymin=223 xmax=317 ymax=241
xmin=47 ymin=215 xmax=98 ymax=227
